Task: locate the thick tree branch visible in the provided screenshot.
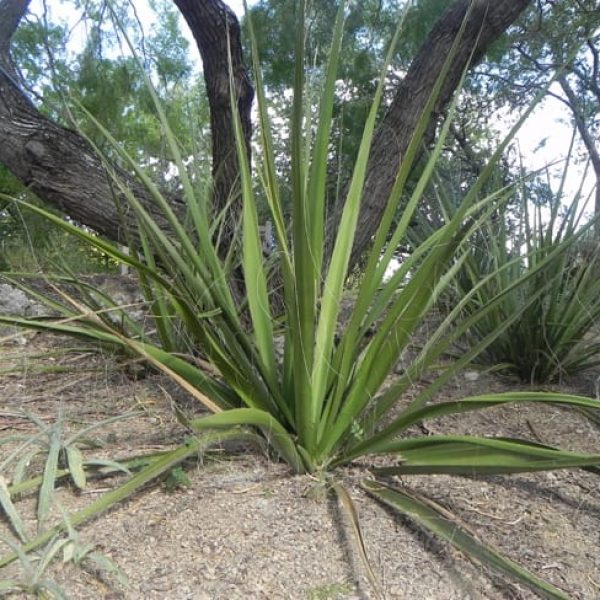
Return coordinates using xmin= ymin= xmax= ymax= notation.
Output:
xmin=0 ymin=0 xmax=531 ymax=282
xmin=328 ymin=0 xmax=531 ymax=267
xmin=0 ymin=0 xmax=26 ymax=78
xmin=0 ymin=0 xmax=254 ymax=254
xmin=173 ymin=0 xmax=253 ymax=254
xmin=0 ymin=0 xmax=186 ymax=246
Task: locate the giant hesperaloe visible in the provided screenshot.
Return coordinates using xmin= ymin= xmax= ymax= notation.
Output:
xmin=1 ymin=2 xmax=599 ymax=597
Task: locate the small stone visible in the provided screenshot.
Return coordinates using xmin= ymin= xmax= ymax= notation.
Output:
xmin=463 ymin=370 xmax=480 ymax=381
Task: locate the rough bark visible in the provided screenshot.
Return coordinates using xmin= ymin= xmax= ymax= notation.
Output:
xmin=0 ymin=0 xmax=25 ymax=79
xmin=173 ymin=0 xmax=253 ymax=254
xmin=0 ymin=0 xmax=188 ymax=246
xmin=0 ymin=0 xmax=252 ymax=251
xmin=328 ymin=0 xmax=531 ymax=267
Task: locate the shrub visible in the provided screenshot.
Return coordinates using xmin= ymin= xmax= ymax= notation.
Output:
xmin=453 ymin=159 xmax=600 ymax=383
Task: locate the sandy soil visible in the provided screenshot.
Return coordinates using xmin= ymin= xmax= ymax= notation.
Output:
xmin=0 ymin=328 xmax=599 ymax=600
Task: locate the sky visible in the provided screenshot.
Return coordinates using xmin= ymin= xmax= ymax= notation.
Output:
xmin=515 ymin=97 xmax=594 ymax=206
xmin=226 ymin=0 xmax=248 ymax=15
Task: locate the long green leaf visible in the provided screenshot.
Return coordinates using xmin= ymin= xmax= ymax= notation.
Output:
xmin=332 ymin=483 xmax=382 ymax=598
xmin=227 ymin=30 xmax=277 ymax=391
xmin=367 ymin=435 xmax=600 ymax=475
xmin=317 ymin=10 xmax=473 ymax=458
xmin=0 ymin=476 xmax=29 ymax=543
xmin=306 ymin=0 xmax=347 ymax=284
xmin=352 ymin=390 xmax=600 ymax=461
xmin=244 ymin=1 xmax=292 ymax=276
xmin=287 ymin=0 xmax=318 ymax=452
xmin=189 ymin=408 xmax=305 ymax=473
xmin=37 ymin=429 xmax=61 ymax=528
xmin=311 ymin=5 xmax=408 ymax=452
xmin=361 ymin=479 xmax=570 ymax=600
xmin=100 ymin=7 xmax=226 ymax=292
xmin=66 ymin=447 xmax=86 ymax=490
xmin=6 ymin=454 xmax=167 ymax=499
xmin=307 ymin=1 xmax=349 ymax=430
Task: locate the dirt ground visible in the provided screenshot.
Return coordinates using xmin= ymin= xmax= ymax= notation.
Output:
xmin=1 ymin=327 xmax=599 ymax=599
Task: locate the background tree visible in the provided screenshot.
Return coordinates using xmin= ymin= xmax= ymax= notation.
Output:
xmin=0 ymin=0 xmax=531 ymax=276
xmin=0 ymin=0 xmax=215 ymax=269
xmin=473 ymin=0 xmax=600 ymax=234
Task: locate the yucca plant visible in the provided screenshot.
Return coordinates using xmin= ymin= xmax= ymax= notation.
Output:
xmin=0 ymin=408 xmax=138 ymax=537
xmin=0 ymin=506 xmax=127 ymax=598
xmin=1 ymin=2 xmax=600 ymax=598
xmin=449 ymin=148 xmax=600 ymax=383
xmin=0 ymin=534 xmax=72 ymax=599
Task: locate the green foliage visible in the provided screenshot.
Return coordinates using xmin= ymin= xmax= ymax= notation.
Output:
xmin=453 ymin=161 xmax=600 ymax=383
xmin=70 ymin=9 xmax=206 ymax=171
xmin=162 ymin=465 xmax=192 ymax=492
xmin=0 ymin=514 xmax=128 ymax=598
xmin=0 ymin=408 xmax=138 ymax=533
xmin=307 ymin=581 xmax=354 ymax=599
xmin=9 ymin=16 xmax=71 ymax=117
xmin=0 ymin=534 xmax=72 ymax=599
xmin=0 ymin=518 xmax=128 ymax=599
xmin=147 ymin=0 xmax=193 ymax=88
xmin=245 ymin=0 xmax=446 ymax=90
xmin=0 ymin=408 xmax=140 ymax=597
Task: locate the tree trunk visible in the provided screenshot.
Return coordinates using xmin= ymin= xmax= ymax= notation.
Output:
xmin=0 ymin=0 xmax=188 ymax=246
xmin=0 ymin=0 xmax=252 ymax=252
xmin=328 ymin=0 xmax=531 ymax=267
xmin=173 ymin=0 xmax=253 ymax=255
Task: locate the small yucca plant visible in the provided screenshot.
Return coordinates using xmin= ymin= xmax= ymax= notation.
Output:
xmin=1 ymin=2 xmax=599 ymax=598
xmin=451 ymin=151 xmax=600 ymax=383
xmin=0 ymin=508 xmax=128 ymax=599
xmin=0 ymin=408 xmax=137 ymax=537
